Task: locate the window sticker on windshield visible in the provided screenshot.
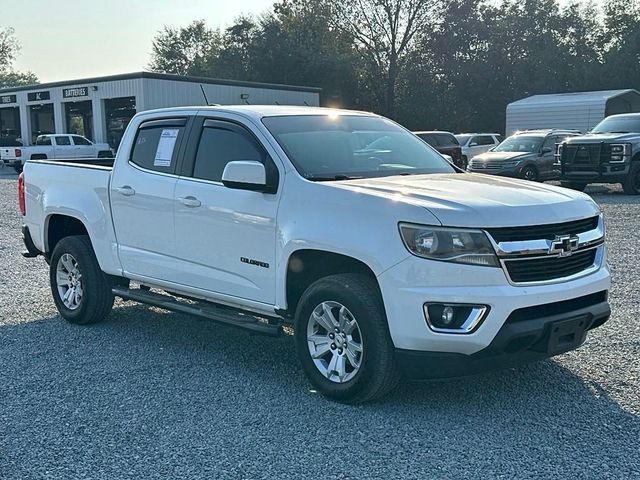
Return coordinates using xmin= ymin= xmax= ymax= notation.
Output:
xmin=153 ymin=129 xmax=179 ymax=167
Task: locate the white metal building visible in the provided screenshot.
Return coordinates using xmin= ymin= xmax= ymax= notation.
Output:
xmin=505 ymin=89 xmax=640 ymax=136
xmin=0 ymin=72 xmax=321 ymax=148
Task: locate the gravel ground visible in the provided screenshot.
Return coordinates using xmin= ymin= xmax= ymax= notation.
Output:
xmin=1 ymin=171 xmax=639 ymax=479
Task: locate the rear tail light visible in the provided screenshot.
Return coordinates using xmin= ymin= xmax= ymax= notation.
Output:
xmin=15 ymin=148 xmax=22 ymax=158
xmin=18 ymin=173 xmax=26 ymax=215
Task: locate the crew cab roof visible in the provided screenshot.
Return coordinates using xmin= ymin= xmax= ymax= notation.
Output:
xmin=136 ymin=105 xmax=377 ymax=120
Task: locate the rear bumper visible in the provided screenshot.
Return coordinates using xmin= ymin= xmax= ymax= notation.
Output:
xmin=396 ymin=294 xmax=610 ymax=379
xmin=2 ymin=159 xmax=21 ymax=167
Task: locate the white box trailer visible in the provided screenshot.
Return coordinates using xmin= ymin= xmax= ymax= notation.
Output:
xmin=505 ymin=89 xmax=640 ymax=136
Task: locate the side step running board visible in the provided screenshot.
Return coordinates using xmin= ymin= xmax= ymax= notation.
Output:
xmin=112 ymin=286 xmax=281 ymax=336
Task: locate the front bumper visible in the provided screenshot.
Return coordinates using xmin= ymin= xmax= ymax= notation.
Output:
xmin=395 ymin=291 xmax=609 ymax=379
xmin=561 ymin=162 xmax=630 ymax=183
xmin=377 ymin=253 xmax=611 ymax=356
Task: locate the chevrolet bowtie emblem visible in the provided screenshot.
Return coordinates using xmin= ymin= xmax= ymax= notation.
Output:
xmin=549 ymin=234 xmax=579 ymax=257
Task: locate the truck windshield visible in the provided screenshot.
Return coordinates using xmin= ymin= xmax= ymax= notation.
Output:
xmin=262 ymin=115 xmax=455 ymax=180
xmin=494 ymin=136 xmax=542 ymax=153
xmin=591 ymin=116 xmax=640 ymax=134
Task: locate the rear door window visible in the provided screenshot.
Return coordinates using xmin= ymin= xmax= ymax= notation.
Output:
xmin=130 ymin=118 xmax=187 ymax=174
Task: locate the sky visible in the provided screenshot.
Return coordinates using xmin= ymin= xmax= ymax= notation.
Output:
xmin=5 ymin=0 xmax=275 ymax=82
xmin=6 ymin=0 xmax=594 ymax=83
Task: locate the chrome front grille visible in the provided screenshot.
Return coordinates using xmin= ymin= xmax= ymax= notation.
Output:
xmin=487 ymin=215 xmax=605 ymax=285
xmin=469 ymin=159 xmax=510 ymax=171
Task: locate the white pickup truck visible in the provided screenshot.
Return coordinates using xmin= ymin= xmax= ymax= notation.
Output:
xmin=19 ymin=106 xmax=611 ymax=402
xmin=2 ymin=134 xmax=112 ymax=173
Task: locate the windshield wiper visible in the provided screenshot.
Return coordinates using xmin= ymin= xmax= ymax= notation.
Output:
xmin=305 ymin=174 xmax=363 ymax=181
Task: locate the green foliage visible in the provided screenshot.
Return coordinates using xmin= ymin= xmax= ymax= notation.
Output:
xmin=147 ymin=0 xmax=640 ymax=133
xmin=0 ymin=26 xmax=38 ymax=88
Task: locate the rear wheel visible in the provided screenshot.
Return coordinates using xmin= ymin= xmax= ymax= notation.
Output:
xmin=50 ymin=236 xmax=114 ymax=324
xmin=521 ymin=166 xmax=538 ymax=182
xmin=561 ymin=182 xmax=588 ymax=192
xmin=622 ymin=163 xmax=640 ymax=195
xmin=294 ymin=273 xmax=400 ymax=403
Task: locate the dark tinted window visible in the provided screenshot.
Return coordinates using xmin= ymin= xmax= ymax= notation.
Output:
xmin=55 ymin=136 xmax=71 ymax=146
xmin=473 ymin=135 xmax=495 ymax=146
xmin=193 ymin=126 xmax=265 ymax=182
xmin=36 ymin=136 xmax=52 ymax=146
xmin=417 ymin=133 xmax=439 ymax=146
xmin=72 ymin=135 xmax=91 ymax=146
xmin=433 ymin=133 xmax=459 ymax=146
xmin=130 ymin=125 xmax=184 ymax=173
xmin=542 ymin=136 xmax=557 ymax=151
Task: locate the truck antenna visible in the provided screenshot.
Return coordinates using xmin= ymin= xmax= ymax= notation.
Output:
xmin=200 ymin=84 xmax=211 ymax=105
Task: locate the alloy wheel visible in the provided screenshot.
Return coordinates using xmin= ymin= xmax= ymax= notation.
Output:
xmin=306 ymin=301 xmax=363 ymax=383
xmin=55 ymin=253 xmax=83 ymax=310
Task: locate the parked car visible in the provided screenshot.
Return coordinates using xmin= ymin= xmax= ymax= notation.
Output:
xmin=19 ymin=106 xmax=610 ymax=403
xmin=455 ymin=133 xmax=502 ymax=164
xmin=558 ymin=113 xmax=640 ymax=194
xmin=2 ymin=134 xmax=113 ymax=173
xmin=413 ymin=131 xmax=464 ymax=168
xmin=467 ymin=129 xmax=579 ymax=181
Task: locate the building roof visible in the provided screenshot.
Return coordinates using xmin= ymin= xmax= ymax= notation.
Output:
xmin=508 ymin=89 xmax=640 ymax=108
xmin=0 ymin=71 xmax=322 ymax=94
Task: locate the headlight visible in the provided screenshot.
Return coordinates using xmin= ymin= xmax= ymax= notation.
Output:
xmin=399 ymin=223 xmax=499 ymax=267
xmin=610 ymin=144 xmax=630 ymax=161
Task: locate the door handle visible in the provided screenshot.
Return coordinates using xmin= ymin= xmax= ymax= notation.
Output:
xmin=116 ymin=185 xmax=135 ymax=196
xmin=178 ymin=196 xmax=201 ymax=208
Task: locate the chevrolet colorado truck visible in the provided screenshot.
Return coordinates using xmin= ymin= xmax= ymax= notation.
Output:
xmin=3 ymin=134 xmax=113 ymax=173
xmin=19 ymin=106 xmax=611 ymax=403
xmin=559 ymin=113 xmax=640 ymax=194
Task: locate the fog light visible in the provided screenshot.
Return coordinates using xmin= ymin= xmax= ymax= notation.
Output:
xmin=441 ymin=306 xmax=454 ymax=325
xmin=424 ymin=303 xmax=489 ymax=334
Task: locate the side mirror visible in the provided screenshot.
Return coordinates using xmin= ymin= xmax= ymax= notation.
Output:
xmin=222 ymin=161 xmax=272 ymax=193
xmin=469 ymin=142 xmax=479 ymax=147
xmin=541 ymin=147 xmax=553 ymax=155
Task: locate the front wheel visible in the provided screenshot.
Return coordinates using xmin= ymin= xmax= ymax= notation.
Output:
xmin=521 ymin=166 xmax=538 ymax=182
xmin=50 ymin=236 xmax=114 ymax=324
xmin=622 ymin=163 xmax=640 ymax=195
xmin=294 ymin=274 xmax=400 ymax=403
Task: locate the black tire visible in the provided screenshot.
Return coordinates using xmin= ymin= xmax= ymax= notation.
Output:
xmin=461 ymin=156 xmax=468 ymax=170
xmin=97 ymin=151 xmax=112 ymax=159
xmin=294 ymin=273 xmax=400 ymax=403
xmin=560 ymin=182 xmax=587 ymax=192
xmin=622 ymin=163 xmax=640 ymax=195
xmin=521 ymin=166 xmax=538 ymax=182
xmin=50 ymin=235 xmax=114 ymax=325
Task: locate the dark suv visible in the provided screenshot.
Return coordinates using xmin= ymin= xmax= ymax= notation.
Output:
xmin=559 ymin=113 xmax=640 ymax=194
xmin=413 ymin=131 xmax=464 ymax=168
xmin=467 ymin=129 xmax=579 ymax=181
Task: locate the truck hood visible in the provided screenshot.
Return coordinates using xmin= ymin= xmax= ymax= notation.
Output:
xmin=330 ymin=173 xmax=598 ymax=228
xmin=566 ymin=132 xmax=639 ymax=143
xmin=472 ymin=151 xmax=531 ymax=161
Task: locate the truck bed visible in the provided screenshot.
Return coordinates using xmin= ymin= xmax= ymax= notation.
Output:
xmin=29 ymin=157 xmax=115 ymax=169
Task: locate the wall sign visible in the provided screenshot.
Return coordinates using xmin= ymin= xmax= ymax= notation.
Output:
xmin=63 ymin=87 xmax=89 ymax=98
xmin=0 ymin=94 xmax=17 ymax=104
xmin=28 ymin=91 xmax=51 ymax=102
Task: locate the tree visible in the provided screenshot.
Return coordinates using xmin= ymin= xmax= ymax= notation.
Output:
xmin=0 ymin=26 xmax=37 ymax=87
xmin=330 ymin=0 xmax=440 ymax=116
xmin=148 ymin=20 xmax=221 ymax=76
